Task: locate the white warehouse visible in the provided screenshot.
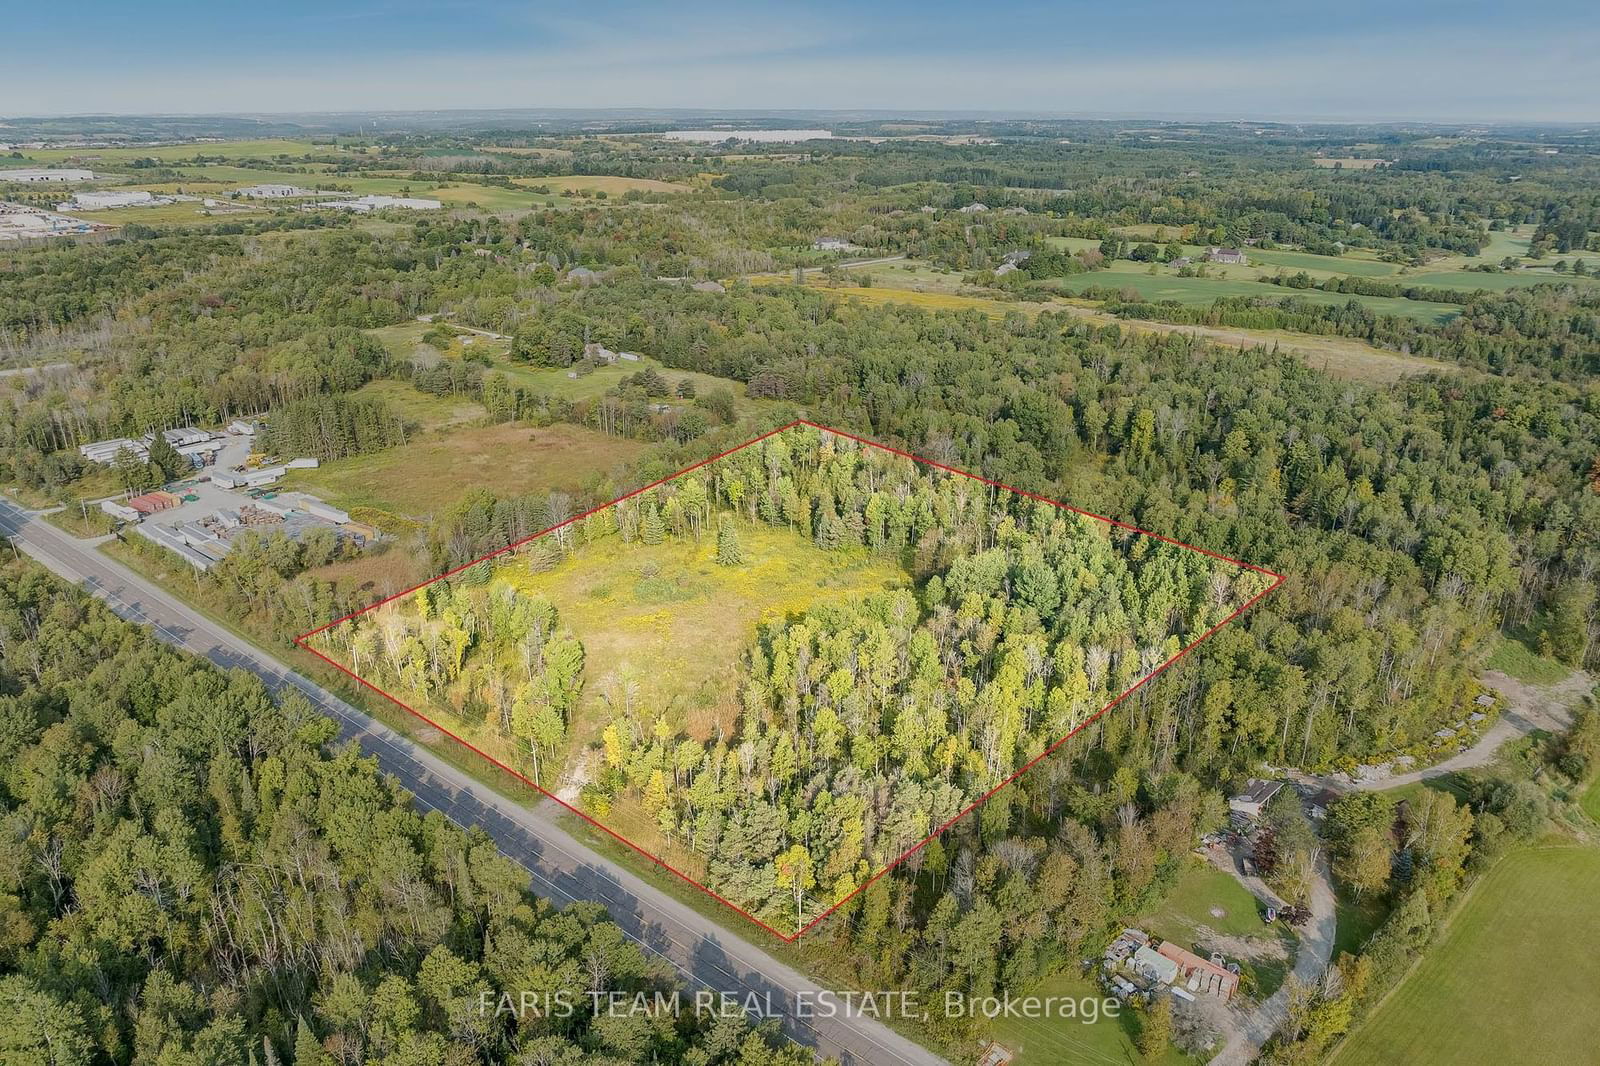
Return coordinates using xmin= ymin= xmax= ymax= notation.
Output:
xmin=2 ymin=168 xmax=96 ymax=183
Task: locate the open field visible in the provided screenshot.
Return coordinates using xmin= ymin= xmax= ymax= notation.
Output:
xmin=763 ymin=271 xmax=1447 ymax=382
xmin=1333 ymin=846 xmax=1600 ymax=1066
xmin=989 ymin=970 xmax=1195 ymax=1065
xmin=364 ymin=322 xmax=756 ymax=412
xmin=1045 ymin=268 xmax=1463 ymax=324
xmin=502 ymin=523 xmax=909 ymax=749
xmin=351 ymin=378 xmax=487 ymax=430
xmin=12 ymin=138 xmax=350 ymax=164
xmin=280 ymin=422 xmax=646 ymax=522
xmin=512 ymin=175 xmax=696 ymax=195
xmin=1311 ymin=157 xmax=1390 ymax=169
xmin=1393 ymin=268 xmax=1598 ymax=291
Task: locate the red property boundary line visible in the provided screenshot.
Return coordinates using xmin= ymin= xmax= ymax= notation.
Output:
xmin=295 ymin=419 xmax=1283 ymax=943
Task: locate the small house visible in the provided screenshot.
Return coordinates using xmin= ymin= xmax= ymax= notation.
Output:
xmin=1206 ymin=247 xmax=1248 ymax=266
xmin=1228 ymin=778 xmax=1284 ymax=820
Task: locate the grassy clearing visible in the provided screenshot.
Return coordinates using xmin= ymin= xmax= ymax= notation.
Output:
xmin=1142 ymin=861 xmax=1275 ymax=941
xmin=352 ymin=378 xmax=486 ymax=431
xmin=1485 ymin=634 xmax=1571 ymax=685
xmin=280 ymin=422 xmax=645 ymax=523
xmin=1333 ymin=846 xmax=1600 ymax=1066
xmin=1137 ymin=860 xmax=1296 ymax=997
xmin=512 ymin=175 xmax=695 ymax=195
xmin=1046 ymin=268 xmax=1461 ymax=324
xmin=1311 ymin=157 xmax=1390 ymax=169
xmin=988 ymin=970 xmax=1195 ymax=1065
xmin=502 ymin=523 xmax=909 ymax=749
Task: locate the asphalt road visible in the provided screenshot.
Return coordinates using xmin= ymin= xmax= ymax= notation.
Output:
xmin=0 ymin=498 xmax=945 ymax=1066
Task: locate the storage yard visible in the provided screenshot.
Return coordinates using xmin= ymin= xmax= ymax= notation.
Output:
xmin=82 ymin=422 xmax=378 ymax=571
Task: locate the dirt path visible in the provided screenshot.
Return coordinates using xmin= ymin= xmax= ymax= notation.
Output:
xmin=1206 ymin=852 xmax=1337 ymax=1066
xmin=1325 ymin=669 xmax=1593 ymax=794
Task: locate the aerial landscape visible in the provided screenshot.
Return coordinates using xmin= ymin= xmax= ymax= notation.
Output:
xmin=1 ymin=4 xmax=1598 ymax=1066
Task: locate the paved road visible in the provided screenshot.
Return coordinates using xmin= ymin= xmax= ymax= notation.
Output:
xmin=0 ymin=498 xmax=944 ymax=1066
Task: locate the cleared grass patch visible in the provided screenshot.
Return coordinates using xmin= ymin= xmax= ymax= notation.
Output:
xmin=280 ymin=422 xmax=645 ymax=522
xmin=1485 ymin=634 xmax=1571 ymax=686
xmin=1048 ymin=268 xmax=1462 ymax=324
xmin=1333 ymin=846 xmax=1600 ymax=1066
xmin=512 ymin=175 xmax=695 ymax=195
xmin=502 ymin=525 xmax=909 ymax=750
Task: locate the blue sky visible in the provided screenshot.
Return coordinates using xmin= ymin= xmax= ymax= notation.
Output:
xmin=7 ymin=1 xmax=1596 ymax=121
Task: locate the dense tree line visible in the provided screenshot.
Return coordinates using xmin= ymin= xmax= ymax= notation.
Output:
xmin=0 ymin=560 xmax=814 ymax=1066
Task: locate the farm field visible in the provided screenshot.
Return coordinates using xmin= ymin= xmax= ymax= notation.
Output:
xmin=279 ymin=421 xmax=645 ymax=523
xmin=765 ymin=269 xmax=1446 ymax=382
xmin=1332 ymin=846 xmax=1600 ymax=1066
xmin=1045 ymin=232 xmax=1587 ymax=297
xmin=988 ymin=970 xmax=1195 ymax=1066
xmin=11 ymin=137 xmax=353 ymax=164
xmin=1046 ymin=268 xmax=1463 ymax=323
xmin=511 ymin=174 xmax=696 ymax=195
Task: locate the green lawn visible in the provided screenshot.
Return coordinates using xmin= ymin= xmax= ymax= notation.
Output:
xmin=1485 ymin=634 xmax=1571 ymax=685
xmin=1143 ymin=860 xmax=1273 ymax=941
xmin=1582 ymin=778 xmax=1600 ymax=824
xmin=988 ymin=971 xmax=1196 ymax=1065
xmin=1333 ymin=846 xmax=1600 ymax=1066
xmin=1136 ymin=860 xmax=1296 ymax=998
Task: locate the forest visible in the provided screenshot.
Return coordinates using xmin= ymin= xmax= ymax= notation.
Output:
xmin=309 ymin=425 xmax=1270 ymax=932
xmin=0 ymin=558 xmax=813 ymax=1066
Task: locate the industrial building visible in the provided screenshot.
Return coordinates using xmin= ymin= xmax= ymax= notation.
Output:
xmin=60 ymin=190 xmax=159 ymax=211
xmin=313 ymin=194 xmax=443 ymax=212
xmin=79 ymin=427 xmax=225 ymax=467
xmin=1 ymin=168 xmax=96 ymax=183
xmin=237 ymin=183 xmax=311 ymax=199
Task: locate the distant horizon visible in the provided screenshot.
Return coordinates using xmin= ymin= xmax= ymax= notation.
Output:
xmin=3 ymin=106 xmax=1594 ymax=131
xmin=4 ymin=1 xmax=1596 ymax=123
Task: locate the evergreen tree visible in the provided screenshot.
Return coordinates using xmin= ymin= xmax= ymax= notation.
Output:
xmin=641 ymin=502 xmax=665 ymax=545
xmin=716 ymin=515 xmax=743 ymax=566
